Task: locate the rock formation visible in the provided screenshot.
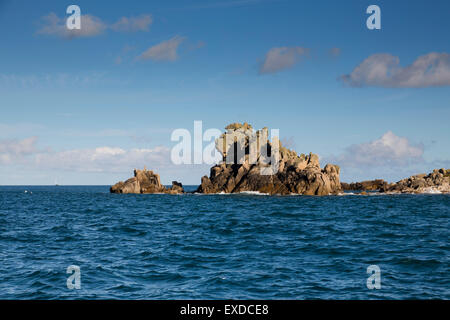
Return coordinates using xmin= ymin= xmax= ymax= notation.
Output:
xmin=341 ymin=179 xmax=388 ymax=191
xmin=196 ymin=122 xmax=342 ymax=195
xmin=380 ymin=169 xmax=450 ymax=194
xmin=110 ymin=168 xmax=184 ymax=194
xmin=108 ymin=123 xmax=448 ymax=196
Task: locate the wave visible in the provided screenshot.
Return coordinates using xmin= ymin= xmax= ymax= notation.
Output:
xmin=193 ymin=191 xmax=270 ymax=195
xmin=238 ymin=191 xmax=270 ymax=195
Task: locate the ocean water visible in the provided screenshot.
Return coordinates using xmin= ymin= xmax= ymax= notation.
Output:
xmin=0 ymin=186 xmax=448 ymax=300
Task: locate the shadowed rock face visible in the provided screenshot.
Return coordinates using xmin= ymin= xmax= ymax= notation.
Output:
xmin=381 ymin=169 xmax=450 ymax=194
xmin=110 ymin=168 xmax=184 ymax=194
xmin=197 ymin=123 xmax=342 ymax=195
xmin=341 ymin=179 xmax=388 ymax=191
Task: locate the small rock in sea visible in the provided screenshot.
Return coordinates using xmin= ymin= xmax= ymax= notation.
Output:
xmin=110 ymin=168 xmax=184 ymax=194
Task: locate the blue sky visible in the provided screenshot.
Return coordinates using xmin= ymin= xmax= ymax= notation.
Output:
xmin=0 ymin=0 xmax=449 ymax=185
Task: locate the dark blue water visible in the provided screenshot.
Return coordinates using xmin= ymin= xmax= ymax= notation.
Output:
xmin=0 ymin=186 xmax=448 ymax=299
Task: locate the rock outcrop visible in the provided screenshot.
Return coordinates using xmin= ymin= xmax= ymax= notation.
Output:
xmin=341 ymin=179 xmax=388 ymax=191
xmin=110 ymin=168 xmax=184 ymax=194
xmin=196 ymin=122 xmax=342 ymax=195
xmin=381 ymin=169 xmax=450 ymax=194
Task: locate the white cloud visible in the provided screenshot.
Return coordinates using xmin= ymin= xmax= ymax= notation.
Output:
xmin=329 ymin=131 xmax=424 ymax=168
xmin=138 ymin=36 xmax=186 ymax=62
xmin=0 ymin=135 xmax=172 ymax=173
xmin=37 ymin=13 xmax=152 ymax=39
xmin=341 ymin=52 xmax=450 ymax=88
xmin=0 ymin=136 xmax=213 ymax=184
xmin=34 ymin=145 xmax=171 ymax=173
xmin=259 ymin=46 xmax=309 ymax=74
xmin=37 ymin=13 xmax=107 ymax=38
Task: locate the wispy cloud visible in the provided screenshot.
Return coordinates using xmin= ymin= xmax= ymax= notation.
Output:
xmin=114 ymin=44 xmax=137 ymax=65
xmin=34 ymin=145 xmax=171 ymax=173
xmin=259 ymin=46 xmax=309 ymax=74
xmin=110 ymin=14 xmax=153 ymax=32
xmin=0 ymin=136 xmax=213 ymax=184
xmin=138 ymin=36 xmax=186 ymax=62
xmin=0 ymin=137 xmax=39 ymax=165
xmin=37 ymin=13 xmax=152 ymax=39
xmin=329 ymin=47 xmax=341 ymax=57
xmin=341 ymin=52 xmax=450 ymax=88
xmin=37 ymin=13 xmax=107 ymax=38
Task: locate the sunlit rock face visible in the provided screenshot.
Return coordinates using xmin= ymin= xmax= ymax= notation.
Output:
xmin=381 ymin=169 xmax=450 ymax=194
xmin=197 ymin=123 xmax=342 ymax=195
xmin=110 ymin=168 xmax=184 ymax=194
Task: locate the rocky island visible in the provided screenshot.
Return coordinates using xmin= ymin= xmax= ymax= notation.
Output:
xmin=110 ymin=168 xmax=184 ymax=194
xmin=111 ymin=122 xmax=342 ymax=195
xmin=110 ymin=122 xmax=449 ymax=196
xmin=341 ymin=169 xmax=450 ymax=194
xmin=196 ymin=123 xmax=341 ymax=195
xmin=381 ymin=169 xmax=450 ymax=194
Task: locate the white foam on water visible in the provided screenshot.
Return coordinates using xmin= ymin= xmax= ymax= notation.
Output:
xmin=238 ymin=191 xmax=270 ymax=195
xmin=421 ymin=187 xmax=442 ymax=194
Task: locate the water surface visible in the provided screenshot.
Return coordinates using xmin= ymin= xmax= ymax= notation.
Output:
xmin=0 ymin=186 xmax=448 ymax=299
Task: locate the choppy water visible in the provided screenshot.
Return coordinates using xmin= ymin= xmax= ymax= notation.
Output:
xmin=0 ymin=186 xmax=448 ymax=299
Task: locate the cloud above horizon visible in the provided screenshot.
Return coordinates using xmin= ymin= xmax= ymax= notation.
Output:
xmin=37 ymin=13 xmax=152 ymax=39
xmin=259 ymin=46 xmax=309 ymax=74
xmin=34 ymin=146 xmax=171 ymax=173
xmin=0 ymin=134 xmax=444 ymax=184
xmin=0 ymin=137 xmax=39 ymax=165
xmin=341 ymin=52 xmax=450 ymax=88
xmin=0 ymin=136 xmax=172 ymax=173
xmin=326 ymin=131 xmax=424 ymax=168
xmin=138 ymin=36 xmax=187 ymax=62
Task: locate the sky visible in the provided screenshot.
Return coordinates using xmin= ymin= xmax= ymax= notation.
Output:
xmin=0 ymin=0 xmax=449 ymax=185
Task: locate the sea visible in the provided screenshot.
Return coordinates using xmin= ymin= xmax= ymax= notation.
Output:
xmin=0 ymin=185 xmax=448 ymax=299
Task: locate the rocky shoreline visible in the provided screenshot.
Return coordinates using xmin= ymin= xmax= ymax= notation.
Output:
xmin=110 ymin=122 xmax=449 ymax=196
xmin=340 ymin=169 xmax=450 ymax=194
xmin=110 ymin=168 xmax=184 ymax=194
xmin=382 ymin=169 xmax=450 ymax=194
xmin=341 ymin=179 xmax=388 ymax=192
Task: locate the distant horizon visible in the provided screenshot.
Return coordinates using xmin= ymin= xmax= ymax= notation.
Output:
xmin=0 ymin=167 xmax=442 ymax=187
